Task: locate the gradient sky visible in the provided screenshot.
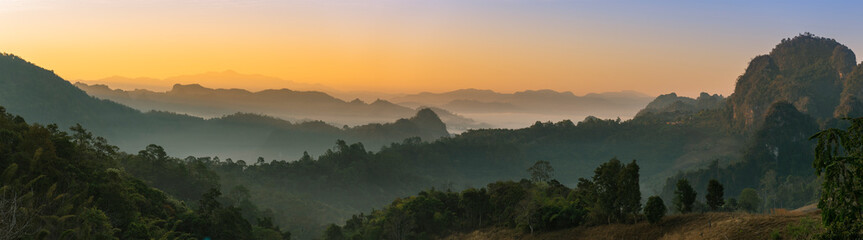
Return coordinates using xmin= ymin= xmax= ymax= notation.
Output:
xmin=1 ymin=0 xmax=861 ymax=96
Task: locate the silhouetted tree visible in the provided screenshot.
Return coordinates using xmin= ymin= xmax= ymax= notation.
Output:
xmin=673 ymin=178 xmax=696 ymax=213
xmin=706 ymin=179 xmax=724 ymax=211
xmin=644 ymin=196 xmax=667 ymax=224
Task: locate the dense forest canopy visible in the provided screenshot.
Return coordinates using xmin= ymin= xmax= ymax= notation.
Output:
xmin=0 ymin=106 xmax=290 ymax=239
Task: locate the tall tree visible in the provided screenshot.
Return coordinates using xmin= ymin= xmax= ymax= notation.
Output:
xmin=644 ymin=196 xmax=667 ymax=224
xmin=738 ymin=188 xmax=761 ymax=213
xmin=527 ymin=160 xmax=554 ymax=183
xmin=620 ymin=160 xmax=642 ymax=222
xmin=705 ymin=179 xmax=725 ymax=211
xmin=591 ymin=158 xmax=641 ymax=224
xmin=673 ymin=178 xmax=697 ymax=213
xmin=811 ymin=118 xmax=863 ymax=238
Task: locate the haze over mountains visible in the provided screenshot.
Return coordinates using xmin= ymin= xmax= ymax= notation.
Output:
xmin=0 ymin=54 xmax=452 ymax=161
xmin=77 ymin=77 xmax=655 ymax=130
xmin=74 ymin=82 xmax=491 ymax=133
xmin=2 ymin=34 xmax=861 ymax=239
xmin=392 ymin=89 xmax=654 ymax=128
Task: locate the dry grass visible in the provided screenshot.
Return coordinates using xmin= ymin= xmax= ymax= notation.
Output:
xmin=443 ymin=211 xmax=820 ymax=240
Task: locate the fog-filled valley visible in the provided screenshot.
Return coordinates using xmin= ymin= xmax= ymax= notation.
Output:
xmin=3 ymin=33 xmax=863 ymax=239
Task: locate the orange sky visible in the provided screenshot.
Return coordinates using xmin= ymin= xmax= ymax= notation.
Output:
xmin=1 ymin=0 xmax=860 ymax=96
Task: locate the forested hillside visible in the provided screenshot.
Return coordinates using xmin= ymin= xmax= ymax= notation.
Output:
xmin=0 ymin=106 xmax=290 ymax=239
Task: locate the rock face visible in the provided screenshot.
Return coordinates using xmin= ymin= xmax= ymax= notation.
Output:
xmin=728 ymin=33 xmax=858 ymax=131
xmin=835 ymin=64 xmax=863 ymax=118
xmin=729 ymin=34 xmax=860 ymax=130
xmin=751 ymin=101 xmax=819 ymax=176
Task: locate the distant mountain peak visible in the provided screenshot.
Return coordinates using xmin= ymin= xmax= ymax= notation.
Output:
xmin=414 ymin=108 xmax=440 ymax=120
xmin=409 ymin=108 xmax=449 ymax=138
xmin=371 ymin=99 xmax=397 ymax=105
xmin=169 ymin=83 xmax=209 ymax=94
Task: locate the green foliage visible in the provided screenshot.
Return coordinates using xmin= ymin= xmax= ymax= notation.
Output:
xmin=783 ymin=217 xmax=824 ymax=240
xmin=324 ymin=224 xmax=345 ymax=240
xmin=738 ymin=188 xmax=761 ymax=213
xmin=644 ymin=196 xmax=666 ymax=224
xmin=673 ymin=178 xmax=697 ymax=213
xmin=811 ymin=117 xmax=863 ymax=238
xmin=330 ymin=158 xmax=639 ymax=239
xmin=0 ymin=106 xmax=288 ymax=239
xmin=527 ymin=160 xmax=554 ymax=183
xmin=706 ymin=179 xmax=724 ymax=211
xmin=589 ymin=158 xmax=641 ymax=224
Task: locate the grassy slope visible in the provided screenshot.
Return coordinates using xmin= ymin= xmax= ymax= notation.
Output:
xmin=444 ymin=211 xmax=820 ymax=240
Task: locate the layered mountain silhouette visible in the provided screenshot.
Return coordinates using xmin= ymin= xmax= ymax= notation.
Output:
xmin=75 ymin=82 xmax=490 ymax=132
xmin=77 ymin=71 xmax=402 ymax=105
xmin=392 ymin=88 xmax=654 ymax=128
xmin=0 ymin=53 xmax=451 ymax=161
xmin=78 ymin=70 xmax=334 ymax=92
xmin=393 ymin=88 xmax=652 ymax=115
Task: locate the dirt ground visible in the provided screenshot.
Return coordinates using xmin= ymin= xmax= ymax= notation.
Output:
xmin=443 ymin=211 xmax=821 ymax=240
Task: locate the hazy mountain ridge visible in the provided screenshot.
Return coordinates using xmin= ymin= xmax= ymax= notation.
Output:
xmin=77 ymin=70 xmax=335 ymax=92
xmin=392 ymin=88 xmax=654 ymax=129
xmin=75 ymin=82 xmax=489 ymax=132
xmin=636 ymin=92 xmax=725 ymax=117
xmin=0 ymin=53 xmax=451 ymax=161
xmin=393 ymin=88 xmax=653 ymax=115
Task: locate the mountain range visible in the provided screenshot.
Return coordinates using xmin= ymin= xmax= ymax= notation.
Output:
xmin=1 ymin=34 xmax=861 ymax=239
xmin=74 ymin=82 xmax=491 ymax=132
xmin=0 ymin=54 xmax=451 ymax=161
xmin=392 ymin=88 xmax=654 ymax=128
xmin=78 ymin=74 xmax=656 ymax=130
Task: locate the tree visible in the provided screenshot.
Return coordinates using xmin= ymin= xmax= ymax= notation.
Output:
xmin=383 ymin=207 xmax=414 ymax=240
xmin=673 ymin=178 xmax=696 ymax=213
xmin=725 ymin=198 xmax=738 ymax=211
xmin=591 ymin=158 xmax=641 ymax=224
xmin=811 ymin=118 xmax=863 ymax=238
xmin=705 ymin=179 xmax=725 ymax=211
xmin=620 ymin=160 xmax=641 ymax=222
xmin=527 ymin=160 xmax=554 ymax=183
xmin=0 ymin=189 xmax=35 ymax=240
xmin=644 ymin=196 xmax=667 ymax=224
xmin=738 ymin=188 xmax=761 ymax=213
xmin=460 ymin=188 xmax=490 ymax=228
xmin=323 ymin=224 xmax=345 ymax=240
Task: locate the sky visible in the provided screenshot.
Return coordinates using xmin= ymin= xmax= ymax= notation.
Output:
xmin=1 ymin=0 xmax=861 ymax=96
